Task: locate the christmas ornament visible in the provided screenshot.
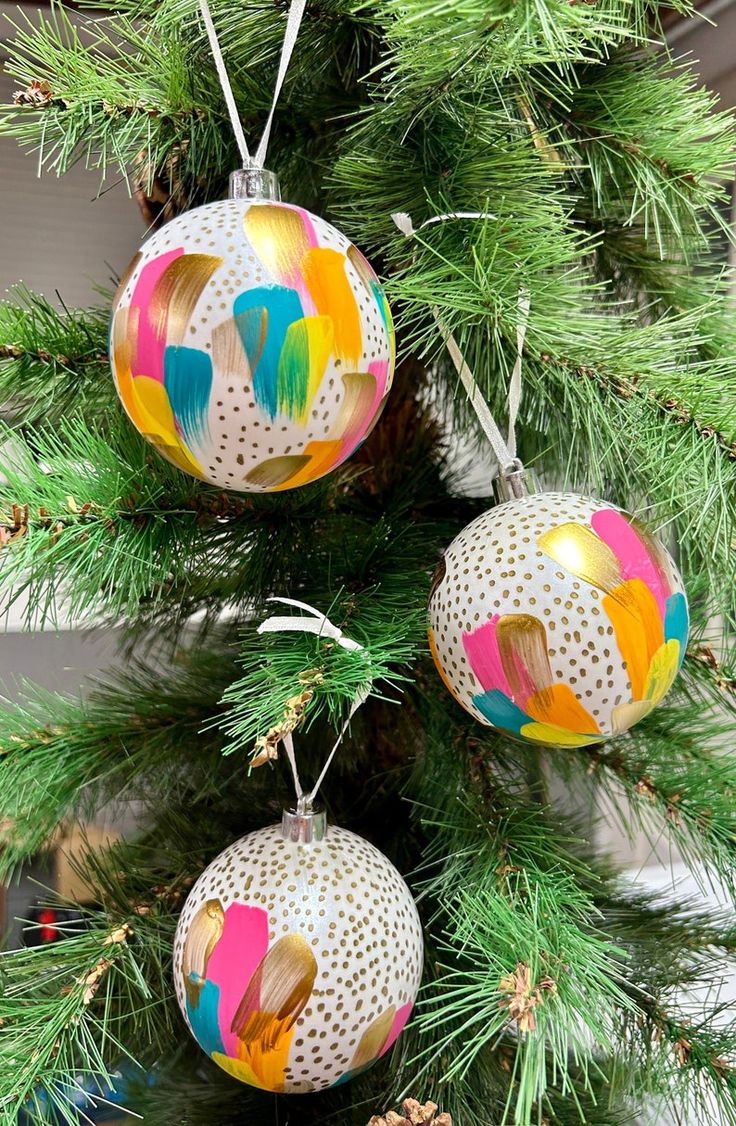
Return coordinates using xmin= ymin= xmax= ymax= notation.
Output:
xmin=428 ymin=468 xmax=689 ymax=747
xmin=173 ymin=806 xmax=423 ymax=1093
xmin=110 ymin=167 xmax=394 ymax=492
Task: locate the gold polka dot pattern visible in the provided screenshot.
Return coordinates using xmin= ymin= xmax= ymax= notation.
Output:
xmin=173 ymin=821 xmax=424 ymax=1092
xmin=428 ymin=492 xmax=688 ymax=746
xmin=110 ymin=199 xmax=395 ymax=492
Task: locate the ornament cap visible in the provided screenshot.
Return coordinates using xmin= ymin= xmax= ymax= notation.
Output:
xmin=229 ymin=164 xmax=281 ymax=202
xmin=281 ymin=804 xmax=327 ymax=844
xmin=493 ymin=463 xmax=540 ymax=505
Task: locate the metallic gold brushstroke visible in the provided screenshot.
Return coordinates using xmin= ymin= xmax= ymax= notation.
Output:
xmin=350 ymin=1006 xmax=396 ymax=1071
xmin=244 ymin=205 xmax=311 ymax=280
xmin=495 ymin=613 xmax=552 ymax=699
xmin=537 ymin=522 xmax=621 ymax=593
xmin=230 ymin=934 xmax=317 ymax=1092
xmin=231 ymin=934 xmax=317 ymax=1047
xmin=270 ymin=440 xmax=343 ymax=490
xmin=211 ymin=317 xmax=249 ymax=377
xmin=149 ymin=253 xmax=222 ymax=347
xmin=245 ymin=455 xmax=311 ymax=489
xmin=182 ymin=898 xmax=224 ymax=1008
xmin=346 ymin=244 xmax=378 ymax=289
xmin=331 ymin=372 xmax=376 ymax=440
xmin=428 ymin=558 xmax=446 ymax=603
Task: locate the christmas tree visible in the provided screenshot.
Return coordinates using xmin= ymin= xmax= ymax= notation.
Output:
xmin=1 ymin=0 xmax=736 ymax=1122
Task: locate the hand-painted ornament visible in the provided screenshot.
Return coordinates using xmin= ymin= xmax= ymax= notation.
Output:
xmin=428 ymin=468 xmax=688 ymax=747
xmin=110 ymin=167 xmax=394 ymax=492
xmin=173 ymin=807 xmax=423 ymax=1093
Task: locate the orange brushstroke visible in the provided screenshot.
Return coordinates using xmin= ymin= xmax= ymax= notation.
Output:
xmin=525 ymin=684 xmax=601 ymax=735
xmin=602 ymin=578 xmax=664 ymax=700
xmin=231 ymin=934 xmax=317 ymax=1092
xmin=302 ymin=247 xmax=362 ymax=365
xmin=270 ymin=440 xmax=344 ymax=490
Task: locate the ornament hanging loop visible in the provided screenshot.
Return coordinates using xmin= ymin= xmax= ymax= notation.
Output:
xmin=257 ymin=598 xmax=373 ymax=806
xmin=391 ymin=210 xmax=531 ymax=483
xmin=197 ymin=0 xmax=307 ymax=171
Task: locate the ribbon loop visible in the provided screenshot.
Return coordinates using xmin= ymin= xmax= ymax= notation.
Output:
xmin=257 ymin=598 xmax=373 ymax=804
xmin=198 ymin=0 xmax=307 ymax=169
xmin=391 ymin=210 xmax=530 ymax=475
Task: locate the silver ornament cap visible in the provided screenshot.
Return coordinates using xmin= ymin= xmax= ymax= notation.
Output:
xmin=281 ymin=804 xmax=327 ymax=843
xmin=228 ymin=163 xmax=281 ymax=201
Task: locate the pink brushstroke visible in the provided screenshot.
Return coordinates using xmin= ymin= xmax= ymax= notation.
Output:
xmin=129 ymin=248 xmax=183 ymax=383
xmin=368 ymin=358 xmax=390 ymax=401
xmin=379 ymin=1002 xmax=414 ymax=1058
xmin=205 ymin=902 xmax=270 ymax=1059
xmin=462 ymin=617 xmax=512 ymax=697
xmin=591 ymin=508 xmax=669 ymax=617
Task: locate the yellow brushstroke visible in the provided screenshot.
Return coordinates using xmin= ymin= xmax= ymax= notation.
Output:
xmin=131 ymin=376 xmax=207 ymax=479
xmin=150 ymin=253 xmax=223 ymax=346
xmin=182 ymin=899 xmax=224 ymax=1009
xmin=350 ymin=1007 xmax=396 ymax=1071
xmin=302 ymin=247 xmax=362 ymax=365
xmin=538 ymin=522 xmax=622 ymax=592
xmin=520 ymin=720 xmax=604 ymax=747
xmin=643 ymin=638 xmax=680 ymax=704
xmin=211 ymin=1052 xmax=269 ymax=1089
xmin=611 ymin=698 xmax=655 ymax=735
xmin=244 ymin=204 xmax=311 ymax=280
xmin=303 ymin=315 xmax=334 ymax=413
xmin=331 ymin=372 xmax=376 ymax=440
xmin=245 ymin=455 xmax=311 ymax=490
xmin=602 ymin=578 xmax=663 ymax=700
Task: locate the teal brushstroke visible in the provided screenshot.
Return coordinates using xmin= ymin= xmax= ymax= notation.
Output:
xmin=186 ymin=976 xmax=225 ymax=1057
xmin=664 ymin=591 xmax=689 ymax=669
xmin=473 ymin=689 xmax=527 ymax=734
xmin=164 ymin=346 xmax=212 ymax=446
xmin=234 ymin=286 xmax=303 ymax=419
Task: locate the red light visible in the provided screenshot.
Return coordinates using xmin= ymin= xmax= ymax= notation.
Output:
xmin=37 ymin=908 xmax=58 ymax=943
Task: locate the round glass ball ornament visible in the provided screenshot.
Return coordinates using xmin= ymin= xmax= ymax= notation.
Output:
xmin=428 ymin=468 xmax=689 ymax=747
xmin=173 ymin=807 xmax=423 ymax=1093
xmin=110 ymin=167 xmax=395 ymax=492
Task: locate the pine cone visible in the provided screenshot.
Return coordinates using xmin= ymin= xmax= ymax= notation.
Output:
xmin=367 ymin=1099 xmax=452 ymax=1126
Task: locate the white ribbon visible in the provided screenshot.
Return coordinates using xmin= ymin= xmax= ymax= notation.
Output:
xmin=257 ymin=598 xmax=372 ymax=805
xmin=198 ymin=0 xmax=307 ymax=169
xmin=391 ymin=210 xmax=530 ymax=473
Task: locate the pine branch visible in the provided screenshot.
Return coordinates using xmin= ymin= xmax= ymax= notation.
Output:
xmin=0 ymin=921 xmax=143 ymax=1124
xmin=0 ymin=642 xmax=237 ymax=877
xmin=0 ymin=287 xmax=112 ymax=427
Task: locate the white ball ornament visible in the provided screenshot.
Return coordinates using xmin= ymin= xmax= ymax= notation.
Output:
xmin=428 ymin=469 xmax=689 ymax=747
xmin=110 ymin=168 xmax=395 ymax=492
xmin=173 ymin=807 xmax=423 ymax=1093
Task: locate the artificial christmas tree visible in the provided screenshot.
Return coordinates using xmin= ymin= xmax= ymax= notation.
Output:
xmin=1 ymin=0 xmax=736 ymax=1123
